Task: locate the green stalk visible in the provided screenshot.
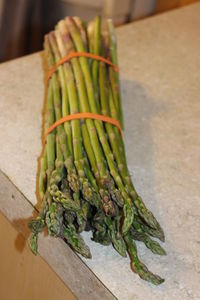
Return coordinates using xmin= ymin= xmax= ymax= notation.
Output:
xmin=130 ymin=227 xmax=166 ymax=256
xmin=92 ymin=16 xmax=101 ymax=111
xmin=108 ymin=87 xmax=126 ymax=163
xmin=105 ymin=216 xmax=127 ymax=257
xmin=132 ymin=215 xmax=165 ymax=242
xmin=101 ymin=31 xmax=126 ymax=164
xmin=46 ymin=202 xmax=63 ymax=237
xmin=73 ymin=17 xmax=88 ymax=50
xmin=81 ymin=123 xmax=99 ymax=179
xmin=46 ymin=33 xmax=80 ymax=194
xmin=87 ymin=21 xmax=94 ymax=54
xmin=48 ymin=137 xmax=80 ymax=214
xmin=99 ymin=60 xmax=123 ymax=171
xmin=124 ymin=232 xmax=164 ymax=285
xmin=46 ymin=136 xmax=65 ymax=236
xmin=107 ymin=19 xmax=124 ymax=129
xmin=29 ymin=50 xmax=56 ymax=254
xmin=92 ymin=211 xmax=111 ymax=245
xmin=62 ymin=224 xmax=91 ymax=258
xmin=109 ymin=68 xmax=119 ymax=121
xmin=83 ymin=156 xmax=99 ymax=192
xmin=54 ymin=48 xmax=73 ymax=156
xmin=39 ymin=147 xmax=47 ymax=200
xmin=44 ymin=70 xmax=56 ymax=180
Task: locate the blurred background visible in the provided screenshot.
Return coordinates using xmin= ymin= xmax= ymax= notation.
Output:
xmin=0 ymin=0 xmax=198 ymax=63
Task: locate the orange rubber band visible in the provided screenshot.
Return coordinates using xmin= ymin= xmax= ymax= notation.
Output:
xmin=44 ymin=112 xmax=122 ymax=144
xmin=47 ymin=52 xmax=119 ymax=82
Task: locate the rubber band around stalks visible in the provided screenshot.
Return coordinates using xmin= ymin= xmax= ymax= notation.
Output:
xmin=46 ymin=51 xmax=119 ymax=83
xmin=44 ymin=51 xmax=122 ymax=143
xmin=44 ymin=112 xmax=122 ymax=145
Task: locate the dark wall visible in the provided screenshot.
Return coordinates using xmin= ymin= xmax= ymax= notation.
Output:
xmin=0 ymin=0 xmax=61 ymax=62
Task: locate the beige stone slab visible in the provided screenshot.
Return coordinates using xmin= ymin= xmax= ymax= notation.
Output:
xmin=0 ymin=2 xmax=200 ymax=299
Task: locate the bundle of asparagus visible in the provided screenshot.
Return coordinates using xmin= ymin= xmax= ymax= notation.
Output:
xmin=29 ymin=16 xmax=165 ymax=285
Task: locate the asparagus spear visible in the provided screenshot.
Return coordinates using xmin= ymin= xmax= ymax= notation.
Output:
xmin=91 ymin=16 xmax=101 ymax=112
xmin=107 ymin=19 xmax=124 ymax=129
xmin=133 ymin=215 xmax=165 ymax=242
xmin=29 ymin=73 xmax=56 ymax=254
xmin=130 ymin=227 xmax=166 ymax=256
xmin=124 ymin=232 xmax=164 ymax=285
xmin=73 ymin=17 xmax=88 ymax=50
xmin=46 ymin=34 xmax=80 ymax=193
xmin=62 ymin=224 xmax=92 ymax=258
xmin=38 ymin=147 xmax=47 ymax=200
xmin=87 ymin=20 xmax=94 ymax=54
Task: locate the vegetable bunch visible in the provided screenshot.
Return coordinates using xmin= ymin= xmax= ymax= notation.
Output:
xmin=29 ymin=16 xmax=165 ymax=285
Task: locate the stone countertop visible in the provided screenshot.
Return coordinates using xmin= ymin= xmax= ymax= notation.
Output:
xmin=0 ymin=3 xmax=200 ymax=299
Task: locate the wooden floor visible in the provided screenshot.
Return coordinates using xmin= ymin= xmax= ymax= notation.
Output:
xmin=0 ymin=212 xmax=76 ymax=300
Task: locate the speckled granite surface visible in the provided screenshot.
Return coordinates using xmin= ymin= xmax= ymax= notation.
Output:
xmin=0 ymin=3 xmax=200 ymax=299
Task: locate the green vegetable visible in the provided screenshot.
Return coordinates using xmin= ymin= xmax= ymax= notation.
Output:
xmin=28 ymin=16 xmax=165 ymax=285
